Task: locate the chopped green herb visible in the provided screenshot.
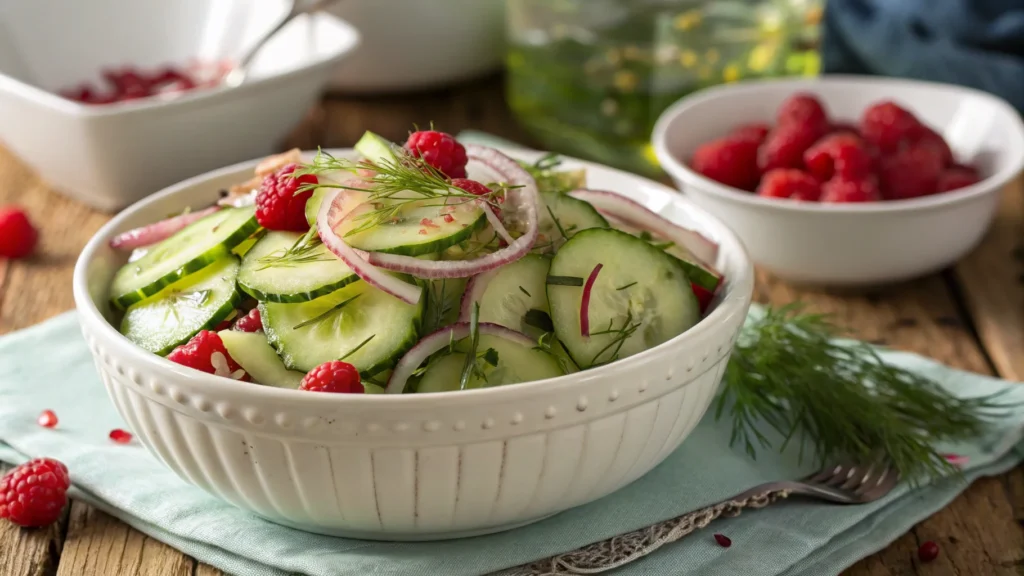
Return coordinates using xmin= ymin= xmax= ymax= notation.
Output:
xmin=292 ymin=294 xmax=361 ymax=330
xmin=547 ymin=275 xmax=584 ymax=286
xmin=519 ymin=286 xmax=532 ymax=297
xmin=616 ymin=281 xmax=637 ymax=291
xmin=339 ymin=334 xmax=375 ymax=361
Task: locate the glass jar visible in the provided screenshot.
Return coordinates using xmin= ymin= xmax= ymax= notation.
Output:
xmin=506 ymin=0 xmax=822 ymax=177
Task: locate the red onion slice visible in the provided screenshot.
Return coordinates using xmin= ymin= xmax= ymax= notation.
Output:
xmin=580 ymin=263 xmax=603 ymax=337
xmin=385 ymin=322 xmax=535 ymax=394
xmin=458 ymin=268 xmax=499 ymax=321
xmin=317 ymin=188 xmax=423 ymax=305
xmin=479 ymin=201 xmax=514 ymax=245
xmin=568 ymin=189 xmax=719 ymax=268
xmin=366 ymin=145 xmax=540 ymax=278
xmin=109 ymin=206 xmax=220 ymax=250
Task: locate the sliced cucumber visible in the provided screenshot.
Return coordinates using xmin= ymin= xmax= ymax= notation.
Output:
xmin=238 ymin=231 xmax=358 ymax=303
xmin=120 ymin=257 xmax=241 ymax=355
xmin=305 ymin=188 xmax=330 ymax=227
xmin=110 ymin=207 xmax=258 ymax=309
xmin=341 ymin=198 xmax=486 ymax=256
xmin=547 ymin=228 xmax=700 ymax=369
xmin=218 ymin=330 xmax=304 ymax=389
xmin=537 ymin=192 xmax=608 ymax=252
xmin=611 ymin=220 xmax=720 ymax=292
xmin=260 ymin=279 xmax=424 ymax=374
xmin=355 ymin=131 xmax=400 ymax=165
xmin=423 ymin=277 xmax=468 ymax=334
xmin=416 ymin=334 xmax=565 ymax=393
xmin=477 ymin=254 xmax=552 ymax=338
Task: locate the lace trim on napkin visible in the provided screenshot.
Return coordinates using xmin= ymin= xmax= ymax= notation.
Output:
xmin=495 ymin=489 xmax=791 ymax=576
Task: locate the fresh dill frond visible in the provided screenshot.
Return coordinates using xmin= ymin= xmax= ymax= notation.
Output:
xmin=256 ymin=228 xmax=332 ymax=270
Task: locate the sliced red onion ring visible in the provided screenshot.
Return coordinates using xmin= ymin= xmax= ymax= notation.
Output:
xmin=109 ymin=206 xmax=220 ymax=250
xmin=568 ymin=189 xmax=718 ymax=268
xmin=580 ymin=263 xmax=603 ymax=337
xmin=458 ymin=268 xmax=499 ymax=321
xmin=317 ymin=188 xmax=423 ymax=305
xmin=385 ymin=322 xmax=535 ymax=394
xmin=367 ymin=145 xmax=540 ymax=278
xmin=479 ymin=201 xmax=514 ymax=245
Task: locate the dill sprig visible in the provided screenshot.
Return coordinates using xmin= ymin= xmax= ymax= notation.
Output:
xmin=717 ymin=305 xmax=1011 ymax=483
xmin=256 ymin=228 xmax=332 ymax=270
xmin=292 ymin=294 xmax=361 ymax=330
xmin=588 ymin=310 xmax=642 ymax=368
xmin=521 ymin=153 xmax=586 ymax=195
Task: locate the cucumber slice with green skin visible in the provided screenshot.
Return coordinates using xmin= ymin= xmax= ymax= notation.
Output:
xmin=416 ymin=334 xmax=565 ymax=392
xmin=547 ymin=228 xmax=700 ymax=369
xmin=342 ymin=198 xmax=487 ymax=256
xmin=354 ymin=131 xmax=400 ymax=165
xmin=109 ymin=207 xmax=258 ymax=310
xmin=536 ymin=192 xmax=609 ymax=252
xmin=238 ymin=231 xmax=358 ymax=303
xmin=305 ymin=188 xmax=330 ymax=227
xmin=610 ymin=220 xmax=721 ymax=292
xmin=476 ymin=253 xmax=552 ymax=339
xmin=260 ymin=279 xmax=424 ymax=374
xmin=120 ymin=257 xmax=241 ymax=355
xmin=218 ymin=330 xmax=305 ymax=389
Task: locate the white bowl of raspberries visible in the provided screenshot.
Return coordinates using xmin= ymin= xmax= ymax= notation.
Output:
xmin=652 ymin=75 xmax=1024 ymax=285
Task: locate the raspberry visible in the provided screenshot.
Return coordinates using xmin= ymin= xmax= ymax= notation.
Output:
xmin=937 ymin=167 xmax=981 ymax=192
xmin=167 ymin=331 xmax=248 ymax=380
xmin=803 ymin=134 xmax=873 ymax=181
xmin=878 ymin=145 xmax=943 ymax=200
xmin=0 ymin=206 xmax=38 ymax=259
xmin=758 ymin=123 xmax=824 ymax=172
xmin=908 ymin=125 xmax=954 ymax=167
xmin=0 ymin=458 xmax=70 ymax=527
xmin=300 ymin=361 xmax=363 ymax=393
xmin=829 ymin=122 xmax=860 ymax=136
xmin=232 ymin=308 xmax=262 ymax=332
xmin=405 ymin=131 xmax=468 ymax=179
xmin=450 ymin=178 xmax=491 ymax=196
xmin=729 ymin=123 xmax=771 ymax=144
xmin=757 ymin=169 xmax=821 ymax=201
xmin=860 ymin=101 xmax=920 ymax=153
xmin=255 ymin=164 xmax=317 ymax=232
xmin=777 ymin=93 xmax=828 ymax=129
xmin=691 ymin=137 xmax=760 ymax=190
xmin=821 ymin=177 xmax=882 ymax=203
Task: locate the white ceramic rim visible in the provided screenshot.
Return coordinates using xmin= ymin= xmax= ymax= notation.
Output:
xmin=652 ymin=74 xmax=1024 ymax=215
xmin=72 ymin=147 xmax=754 ymax=407
xmin=0 ymin=14 xmax=360 ymax=119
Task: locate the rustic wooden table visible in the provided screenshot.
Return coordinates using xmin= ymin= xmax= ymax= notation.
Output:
xmin=1 ymin=75 xmax=1022 ymax=576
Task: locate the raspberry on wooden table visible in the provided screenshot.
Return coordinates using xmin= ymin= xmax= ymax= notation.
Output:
xmin=0 ymin=458 xmax=70 ymax=527
xmin=860 ymin=101 xmax=920 ymax=153
xmin=232 ymin=308 xmax=263 ymax=332
xmin=776 ymin=93 xmax=828 ymax=129
xmin=757 ymin=169 xmax=821 ymax=201
xmin=300 ymin=361 xmax=363 ymax=393
xmin=405 ymin=130 xmax=468 ymax=179
xmin=0 ymin=206 xmax=38 ymax=259
xmin=821 ymin=177 xmax=882 ymax=203
xmin=758 ymin=122 xmax=825 ymax=172
xmin=255 ymin=164 xmax=318 ymax=232
xmin=167 ymin=331 xmax=248 ymax=380
xmin=803 ymin=134 xmax=873 ymax=181
xmin=878 ymin=145 xmax=943 ymax=200
xmin=691 ymin=137 xmax=761 ymax=190
xmin=937 ymin=167 xmax=981 ymax=192
xmin=729 ymin=123 xmax=771 ymax=144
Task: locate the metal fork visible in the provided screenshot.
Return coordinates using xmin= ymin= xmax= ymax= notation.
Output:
xmin=500 ymin=462 xmax=899 ymax=575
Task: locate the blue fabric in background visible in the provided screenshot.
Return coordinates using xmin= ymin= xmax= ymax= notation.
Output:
xmin=822 ymin=0 xmax=1024 ymax=112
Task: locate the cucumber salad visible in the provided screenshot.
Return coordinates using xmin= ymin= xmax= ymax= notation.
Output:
xmin=106 ymin=130 xmax=723 ymax=394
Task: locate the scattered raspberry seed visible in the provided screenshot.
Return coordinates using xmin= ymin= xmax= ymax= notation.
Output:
xmin=109 ymin=429 xmax=133 ymax=444
xmin=37 ymin=410 xmax=58 ymax=428
xmin=918 ymin=540 xmax=939 ymax=562
xmin=713 ymin=533 xmax=732 ymax=548
xmin=0 ymin=458 xmax=70 ymax=527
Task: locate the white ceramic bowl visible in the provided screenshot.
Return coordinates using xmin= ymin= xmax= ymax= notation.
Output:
xmin=325 ymin=0 xmax=505 ymax=93
xmin=0 ymin=0 xmax=359 ymax=212
xmin=653 ymin=76 xmax=1024 ymax=286
xmin=72 ymin=147 xmax=753 ymax=540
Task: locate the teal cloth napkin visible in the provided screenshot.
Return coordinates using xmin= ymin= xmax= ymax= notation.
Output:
xmin=2 ymin=311 xmax=1024 ymax=576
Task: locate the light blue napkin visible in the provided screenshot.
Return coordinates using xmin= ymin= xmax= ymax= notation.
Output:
xmin=2 ymin=310 xmax=1024 ymax=576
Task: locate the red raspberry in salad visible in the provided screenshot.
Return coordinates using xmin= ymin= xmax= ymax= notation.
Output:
xmin=450 ymin=178 xmax=491 ymax=196
xmin=820 ymin=177 xmax=882 ymax=203
xmin=691 ymin=137 xmax=760 ymax=190
xmin=803 ymin=134 xmax=873 ymax=181
xmin=0 ymin=206 xmax=38 ymax=259
xmin=757 ymin=122 xmax=824 ymax=173
xmin=405 ymin=130 xmax=468 ymax=179
xmin=729 ymin=123 xmax=771 ymax=144
xmin=0 ymin=458 xmax=70 ymax=527
xmin=757 ymin=169 xmax=821 ymax=201
xmin=232 ymin=308 xmax=263 ymax=332
xmin=860 ymin=101 xmax=920 ymax=153
xmin=167 ymin=331 xmax=248 ymax=380
xmin=908 ymin=124 xmax=954 ymax=167
xmin=878 ymin=145 xmax=943 ymax=200
xmin=937 ymin=166 xmax=981 ymax=192
xmin=255 ymin=164 xmax=317 ymax=232
xmin=776 ymin=93 xmax=828 ymax=129
xmin=300 ymin=361 xmax=363 ymax=394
